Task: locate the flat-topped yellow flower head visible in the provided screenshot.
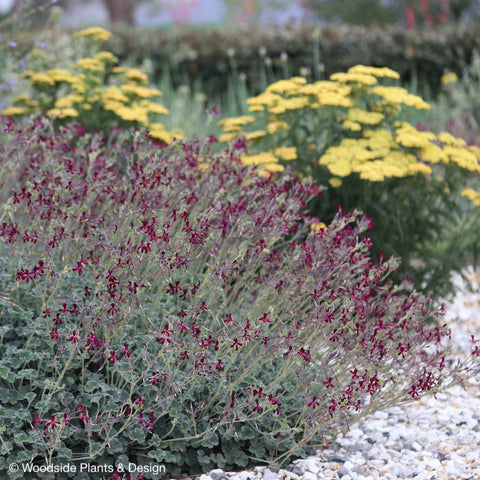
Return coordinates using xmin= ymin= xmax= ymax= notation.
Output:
xmin=348 ymin=65 xmax=400 ymax=79
xmin=73 ymin=26 xmax=112 ymax=43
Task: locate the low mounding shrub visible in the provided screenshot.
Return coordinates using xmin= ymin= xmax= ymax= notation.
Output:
xmin=1 ymin=27 xmax=179 ymax=143
xmin=218 ymin=65 xmax=480 ymax=299
xmin=0 ymin=117 xmax=478 ymax=479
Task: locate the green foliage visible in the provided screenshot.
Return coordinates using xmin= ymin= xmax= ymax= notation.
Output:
xmin=155 ymin=72 xmax=219 ymax=138
xmin=1 ymin=117 xmax=476 ymax=478
xmin=217 ymin=65 xmax=480 ymax=298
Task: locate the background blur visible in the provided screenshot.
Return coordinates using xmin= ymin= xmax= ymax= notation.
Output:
xmin=1 ymin=0 xmax=480 ymax=28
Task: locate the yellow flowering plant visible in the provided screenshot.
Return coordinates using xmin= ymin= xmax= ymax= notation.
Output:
xmin=1 ymin=27 xmax=179 ymax=143
xmin=218 ymin=65 xmax=480 ymax=298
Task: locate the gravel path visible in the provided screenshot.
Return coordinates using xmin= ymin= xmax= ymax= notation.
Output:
xmin=193 ymin=271 xmax=480 ymax=480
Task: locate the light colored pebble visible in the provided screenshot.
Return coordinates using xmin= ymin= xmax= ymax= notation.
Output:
xmin=367 ymin=460 xmax=385 ymax=470
xmin=412 ymin=471 xmax=436 ymax=480
xmin=302 ymin=460 xmax=320 ymax=474
xmin=210 ymin=469 xmax=225 ymax=480
xmin=283 ymin=470 xmax=299 ymax=480
xmin=262 ymin=469 xmax=278 ymax=480
xmin=300 ymin=472 xmax=316 ymax=480
xmin=237 ymin=472 xmax=256 ymax=480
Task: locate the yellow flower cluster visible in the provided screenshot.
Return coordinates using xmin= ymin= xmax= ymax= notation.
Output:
xmin=461 ymin=188 xmax=480 ymax=206
xmin=113 ymin=67 xmax=149 ymax=85
xmin=21 ymin=71 xmax=55 ymax=87
xmin=300 ymin=82 xmax=353 ymax=108
xmin=347 ymin=65 xmax=400 ymax=79
xmin=310 ymin=219 xmax=328 ymax=232
xmin=441 ymin=71 xmax=458 ymax=85
xmin=1 ymin=28 xmax=177 ymax=142
xmin=217 ymin=64 xmax=480 ymax=184
xmin=443 ymin=145 xmax=479 ymax=171
xmin=218 ymin=115 xmax=255 ymax=131
xmin=240 ymin=147 xmax=298 ymax=176
xmin=330 ymin=71 xmax=378 ymax=86
xmin=266 ymin=77 xmax=307 ymax=93
xmin=242 ymin=152 xmax=285 ymax=176
xmin=342 ymin=108 xmax=384 ymax=131
xmin=273 ymin=146 xmax=297 ymax=161
xmin=246 ymin=76 xmax=353 ymax=114
xmin=395 ymin=122 xmax=436 ymax=148
xmin=372 ymin=86 xmax=430 ymax=110
xmin=1 ymin=106 xmax=30 ymax=116
xmin=319 ymin=129 xmax=429 ymax=182
xmin=72 ymin=26 xmax=112 ymax=43
xmin=73 ymin=57 xmax=105 ymax=72
xmin=148 ymin=123 xmax=182 ymax=144
xmin=319 ymin=120 xmax=480 ymax=182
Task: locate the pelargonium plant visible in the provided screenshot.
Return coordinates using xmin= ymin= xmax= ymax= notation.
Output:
xmin=1 ymin=27 xmax=179 ymax=143
xmin=0 ymin=116 xmax=479 ymax=479
xmin=217 ymin=65 xmax=480 ymax=299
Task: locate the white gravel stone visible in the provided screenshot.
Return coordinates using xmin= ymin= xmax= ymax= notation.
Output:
xmin=299 ymin=472 xmax=316 ymax=480
xmin=210 ymin=469 xmax=225 ymax=480
xmin=368 ymin=459 xmax=386 ymax=470
xmin=236 ymin=472 xmax=256 ymax=480
xmin=262 ymin=469 xmax=278 ymax=480
xmin=283 ymin=470 xmax=299 ymax=480
xmin=302 ymin=459 xmax=320 ymax=474
xmin=415 ymin=472 xmax=436 ymax=480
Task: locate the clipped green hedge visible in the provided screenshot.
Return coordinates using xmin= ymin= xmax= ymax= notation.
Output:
xmin=104 ymin=21 xmax=480 ymax=97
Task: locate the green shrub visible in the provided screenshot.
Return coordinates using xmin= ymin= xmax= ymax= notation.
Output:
xmin=217 ymin=65 xmax=480 ymax=298
xmin=1 ymin=117 xmax=478 ymax=478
